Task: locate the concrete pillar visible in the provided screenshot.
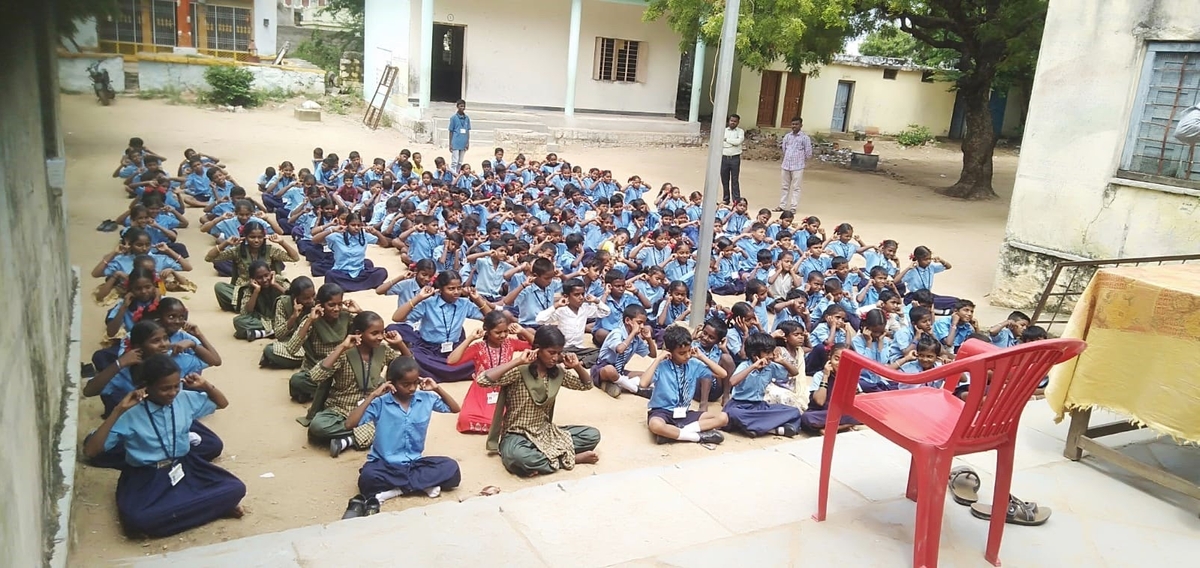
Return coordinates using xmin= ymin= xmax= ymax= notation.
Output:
xmin=688 ymin=37 xmax=705 ymax=123
xmin=418 ymin=0 xmax=434 ymax=109
xmin=175 ymin=0 xmax=192 ymax=48
xmin=564 ymin=0 xmax=582 ymax=116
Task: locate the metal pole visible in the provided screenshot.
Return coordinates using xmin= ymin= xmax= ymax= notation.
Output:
xmin=689 ymin=0 xmax=740 ymax=329
xmin=687 ymin=37 xmax=706 ymax=123
xmin=565 ymin=0 xmax=583 ymax=116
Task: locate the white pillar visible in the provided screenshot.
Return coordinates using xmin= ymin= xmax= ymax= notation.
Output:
xmin=418 ymin=0 xmax=434 ymax=109
xmin=564 ymin=0 xmax=583 ymax=116
xmin=688 ymin=37 xmax=706 ymax=123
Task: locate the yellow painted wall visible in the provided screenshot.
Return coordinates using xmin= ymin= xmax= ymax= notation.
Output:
xmin=736 ymin=61 xmax=957 ymax=135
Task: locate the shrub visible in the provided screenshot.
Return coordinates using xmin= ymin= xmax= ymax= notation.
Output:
xmin=203 ymin=65 xmax=257 ymax=107
xmin=896 ymin=124 xmax=934 ymax=147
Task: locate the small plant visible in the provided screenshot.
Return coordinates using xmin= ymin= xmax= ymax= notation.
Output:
xmin=254 ymin=88 xmax=292 ymax=104
xmin=896 ymin=124 xmax=934 ymax=147
xmin=203 ymin=65 xmax=257 ymax=107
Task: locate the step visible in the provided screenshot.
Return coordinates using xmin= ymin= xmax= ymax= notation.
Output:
xmin=433 ymin=118 xmax=550 ymax=133
xmin=124 ymin=71 xmax=139 ymax=92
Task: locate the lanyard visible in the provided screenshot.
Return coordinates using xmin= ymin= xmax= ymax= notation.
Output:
xmin=144 ymin=401 xmax=177 ymax=461
xmin=916 ymin=267 xmax=931 ymax=290
xmin=437 ymin=301 xmax=459 ymax=343
xmin=484 ymin=341 xmax=505 ymax=369
xmin=534 ymin=286 xmax=552 ymax=311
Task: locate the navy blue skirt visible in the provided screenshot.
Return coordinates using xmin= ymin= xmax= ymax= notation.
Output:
xmin=358 ymin=456 xmax=461 ymax=496
xmin=261 ymin=192 xmax=285 ymax=212
xmin=323 ymin=260 xmax=388 ymax=292
xmin=389 ymin=324 xmax=475 ymax=382
xmin=115 ymin=452 xmax=245 ymax=537
xmin=724 ymin=400 xmax=802 ymax=435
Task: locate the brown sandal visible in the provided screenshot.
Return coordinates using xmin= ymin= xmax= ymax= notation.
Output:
xmin=970 ymin=495 xmax=1051 ymax=526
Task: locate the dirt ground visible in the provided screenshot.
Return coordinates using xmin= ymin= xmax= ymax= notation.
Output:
xmin=61 ymin=94 xmax=1018 ymax=563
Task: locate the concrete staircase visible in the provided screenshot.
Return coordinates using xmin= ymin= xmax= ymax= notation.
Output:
xmin=432 ymin=109 xmax=551 ymax=148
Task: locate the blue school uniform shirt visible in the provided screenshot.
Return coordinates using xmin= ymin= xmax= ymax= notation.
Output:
xmin=280 ymin=187 xmax=306 ymax=212
xmin=851 ymin=335 xmax=892 ymax=385
xmin=897 ymin=360 xmax=945 ymax=389
xmin=656 ymin=299 xmax=688 ymax=326
xmin=623 ymin=185 xmax=648 ymax=203
xmin=665 ymin=259 xmax=695 ymax=287
xmin=809 ymin=323 xmax=847 ymax=347
xmin=685 ymin=204 xmax=703 ymax=222
xmin=597 ymin=326 xmax=649 ymax=373
xmin=358 ymin=390 xmax=451 ymax=465
xmin=900 ymin=263 xmax=946 ymax=293
xmin=103 ymin=391 xmax=216 ymax=467
xmin=210 ymin=217 xmax=272 ymax=239
xmin=555 ymin=250 xmax=579 ymax=274
xmin=473 ymin=258 xmax=513 ymax=298
xmin=723 ymin=213 xmax=750 ymax=236
xmin=184 ymin=171 xmax=211 ymax=198
xmin=773 ymin=306 xmax=804 ymax=330
xmin=637 ymin=246 xmax=671 ymax=270
xmin=411 ymin=296 xmax=484 ymax=345
xmin=106 ymin=299 xmax=156 ymax=334
xmin=634 ymin=280 xmax=665 ymax=309
xmin=826 ymin=240 xmax=859 ymax=260
xmin=647 ymin=358 xmax=709 ymax=411
xmin=726 ymin=327 xmax=747 ymax=363
xmin=406 ymin=232 xmax=440 ymax=262
xmin=933 ymin=316 xmax=973 ymax=349
xmin=328 ymin=231 xmax=378 ymax=277
xmin=317 ymin=164 xmax=339 ymax=187
xmin=387 ymin=279 xmax=424 ymax=325
xmin=732 ymin=361 xmax=789 ymax=402
xmin=582 ymin=226 xmax=611 ymax=252
xmin=863 ymin=250 xmax=898 ymax=277
xmin=514 ymin=280 xmax=562 ymax=325
xmin=449 ymin=114 xmax=471 ymax=150
xmin=888 ymin=323 xmax=919 ymax=363
xmin=661 ymin=197 xmax=687 ymax=211
xmin=103 ymin=252 xmax=182 ymax=277
xmin=798 ymin=255 xmax=831 ymax=278
xmin=991 ymin=328 xmax=1018 ymax=348
xmin=595 ymin=293 xmax=640 ymax=332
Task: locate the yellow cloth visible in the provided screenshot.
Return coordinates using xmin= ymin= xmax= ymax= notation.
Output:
xmin=1046 ymin=264 xmax=1200 ymax=443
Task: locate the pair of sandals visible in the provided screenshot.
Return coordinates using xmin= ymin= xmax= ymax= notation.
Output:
xmin=342 ymin=494 xmax=380 ymax=519
xmin=96 ymin=219 xmax=121 ymax=232
xmin=948 ymin=466 xmax=1051 ymax=526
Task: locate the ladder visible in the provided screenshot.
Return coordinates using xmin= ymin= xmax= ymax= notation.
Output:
xmin=364 ymin=65 xmax=398 ymax=130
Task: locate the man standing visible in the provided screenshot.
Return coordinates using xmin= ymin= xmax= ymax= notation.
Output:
xmin=448 ymin=99 xmax=471 ymax=173
xmin=720 ymin=114 xmax=744 ymax=205
xmin=779 ymin=116 xmax=813 ymax=213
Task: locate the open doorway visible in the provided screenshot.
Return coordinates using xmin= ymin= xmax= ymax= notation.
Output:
xmin=431 ymin=23 xmax=464 ymax=102
xmin=831 ymin=80 xmax=854 ymax=132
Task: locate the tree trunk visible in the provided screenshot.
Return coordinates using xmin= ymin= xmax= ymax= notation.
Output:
xmin=941 ymin=82 xmax=999 ymax=199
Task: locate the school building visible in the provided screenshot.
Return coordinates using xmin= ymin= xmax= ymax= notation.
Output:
xmin=74 ymin=0 xmax=327 ymax=60
xmin=721 ymin=54 xmax=1024 ymax=138
xmin=992 ymin=0 xmax=1200 ymax=307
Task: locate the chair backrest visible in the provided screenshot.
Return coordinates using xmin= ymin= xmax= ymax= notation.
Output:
xmin=950 ymin=338 xmax=1087 ymax=449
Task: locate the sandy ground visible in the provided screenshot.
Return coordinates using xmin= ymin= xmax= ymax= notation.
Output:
xmin=62 ymin=94 xmax=1018 ymax=563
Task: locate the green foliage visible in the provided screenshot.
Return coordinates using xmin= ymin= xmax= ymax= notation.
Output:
xmin=256 ymin=88 xmax=293 ymax=103
xmin=322 ymin=95 xmax=356 ymax=115
xmin=56 ymin=0 xmax=120 ymax=40
xmin=137 ymin=87 xmax=184 ymax=105
xmin=895 ymin=124 xmax=934 ymax=147
xmin=203 ymin=65 xmax=258 ymax=107
xmin=293 ymin=32 xmax=345 ymax=72
xmin=644 ymin=0 xmax=868 ymax=73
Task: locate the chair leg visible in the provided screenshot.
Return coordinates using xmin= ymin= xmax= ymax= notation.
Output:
xmin=907 ymin=455 xmax=919 ymax=502
xmin=985 ymin=442 xmax=1017 ymax=567
xmin=813 ymin=409 xmax=842 ymax=522
xmin=917 ymin=454 xmax=954 ymax=568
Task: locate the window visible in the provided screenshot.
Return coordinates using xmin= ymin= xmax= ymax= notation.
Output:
xmin=98 ymin=0 xmax=141 ymax=44
xmin=921 ymin=70 xmax=936 ymax=83
xmin=206 ymin=4 xmax=253 ymax=52
xmin=1119 ymin=42 xmax=1200 ymax=187
xmin=150 ymin=0 xmax=177 ymax=47
xmin=882 ymin=68 xmax=898 ymax=80
xmin=594 ymin=38 xmax=642 ymax=83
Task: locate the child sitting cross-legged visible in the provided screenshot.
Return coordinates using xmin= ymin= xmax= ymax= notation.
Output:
xmin=594 ymin=304 xmax=656 ymax=398
xmin=723 ymin=332 xmax=803 ymax=438
xmin=642 ymin=326 xmax=729 ymax=445
xmin=340 ymin=356 xmax=462 ymax=519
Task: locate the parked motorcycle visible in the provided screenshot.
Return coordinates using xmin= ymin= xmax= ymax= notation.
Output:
xmin=88 ymin=60 xmax=115 ymax=105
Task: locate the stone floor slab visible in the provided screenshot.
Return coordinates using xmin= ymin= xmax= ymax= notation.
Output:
xmin=781 ymin=430 xmax=912 ymax=502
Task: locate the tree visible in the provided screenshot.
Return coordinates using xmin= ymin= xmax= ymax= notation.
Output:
xmin=56 ymin=0 xmax=119 ymax=47
xmin=859 ymin=24 xmax=924 ymax=60
xmin=645 ymin=0 xmax=1047 ymax=200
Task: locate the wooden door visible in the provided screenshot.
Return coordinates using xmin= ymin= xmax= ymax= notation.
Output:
xmin=781 ymin=73 xmax=806 ymax=124
xmin=757 ymin=71 xmax=783 ymax=127
xmin=831 ymin=81 xmax=854 ymax=132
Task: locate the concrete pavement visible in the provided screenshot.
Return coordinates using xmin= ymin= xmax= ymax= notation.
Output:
xmin=124 ymin=404 xmax=1200 ymax=567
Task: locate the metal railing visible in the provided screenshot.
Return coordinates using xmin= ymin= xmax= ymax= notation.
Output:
xmin=1030 ymin=253 xmax=1200 ymax=336
xmin=98 ymin=41 xmax=256 ymax=62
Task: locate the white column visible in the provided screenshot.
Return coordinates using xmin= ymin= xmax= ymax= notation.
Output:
xmin=688 ymin=37 xmax=706 ymax=123
xmin=564 ymin=0 xmax=583 ymax=116
xmin=418 ymin=0 xmax=434 ymax=109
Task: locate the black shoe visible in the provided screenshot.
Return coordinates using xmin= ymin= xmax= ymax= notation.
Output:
xmin=780 ymin=424 xmax=799 ymax=438
xmin=655 ymin=434 xmax=673 ymax=445
xmin=698 ymin=430 xmax=725 ymax=445
xmin=364 ymin=496 xmax=381 ymax=516
xmin=80 ymin=363 xmax=96 ymax=378
xmin=330 ymin=436 xmax=352 ymax=458
xmin=341 ymin=495 xmax=366 ymax=519
xmin=634 ymin=387 xmax=653 ymax=399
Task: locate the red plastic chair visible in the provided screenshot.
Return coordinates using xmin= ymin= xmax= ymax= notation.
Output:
xmin=812 ymin=338 xmax=1087 ymax=568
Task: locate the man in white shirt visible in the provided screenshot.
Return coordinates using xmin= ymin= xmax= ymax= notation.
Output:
xmin=720 ymin=114 xmax=745 ymax=205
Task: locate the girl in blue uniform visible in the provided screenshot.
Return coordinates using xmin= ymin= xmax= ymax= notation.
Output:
xmin=83 ymin=355 xmax=245 ymax=537
xmin=391 ymin=270 xmax=495 ymax=382
xmin=313 ymin=212 xmax=394 ymax=292
xmin=94 ymin=267 xmax=161 ymax=371
xmin=723 ymin=332 xmax=803 ymax=437
xmin=894 ymin=245 xmax=956 ymax=312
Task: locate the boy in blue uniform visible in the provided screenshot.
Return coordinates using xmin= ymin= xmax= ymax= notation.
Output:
xmin=594 ymin=304 xmax=656 ymax=398
xmin=341 ymin=357 xmax=462 ymax=518
xmin=591 ymin=269 xmax=641 ymax=345
xmin=504 ymin=258 xmax=562 ymax=325
xmin=987 ymin=311 xmax=1030 ymax=348
xmin=448 ymin=99 xmax=471 ymax=172
xmin=642 ymin=326 xmax=728 ymax=445
xmin=934 ymin=298 xmax=978 ymax=352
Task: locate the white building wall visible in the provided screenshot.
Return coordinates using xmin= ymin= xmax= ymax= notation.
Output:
xmin=993 ymin=0 xmax=1200 ymax=306
xmin=392 ymin=0 xmax=680 ymax=114
xmin=363 ymin=0 xmax=412 ymax=105
xmin=253 ymin=0 xmax=278 ymax=55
